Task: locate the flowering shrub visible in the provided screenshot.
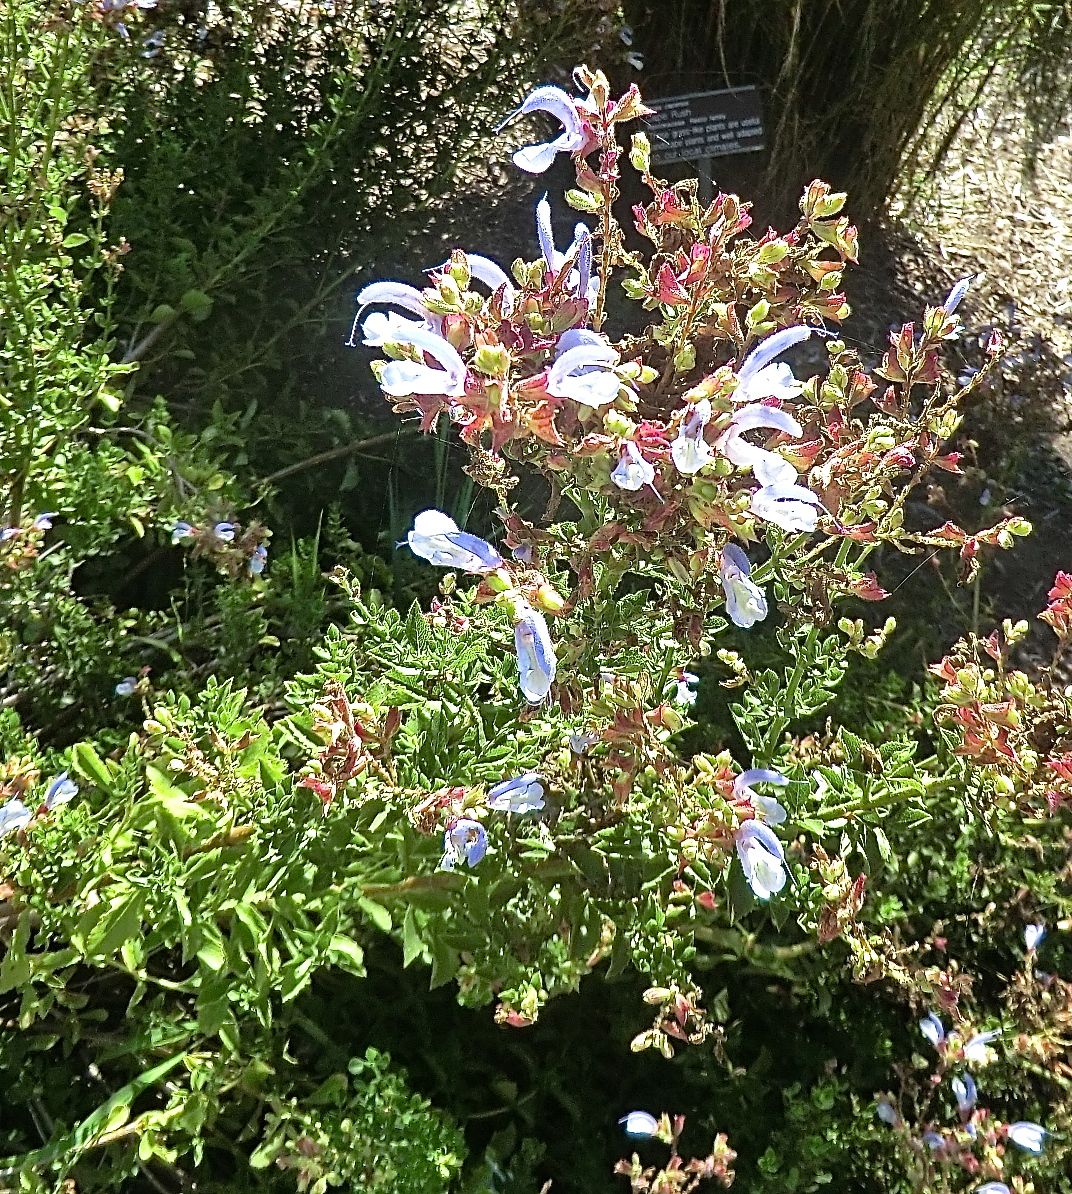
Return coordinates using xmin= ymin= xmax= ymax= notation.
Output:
xmin=3 ymin=30 xmax=1072 ymax=1194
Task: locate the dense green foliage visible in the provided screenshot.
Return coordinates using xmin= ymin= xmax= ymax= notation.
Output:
xmin=1 ymin=4 xmax=1070 ymax=1194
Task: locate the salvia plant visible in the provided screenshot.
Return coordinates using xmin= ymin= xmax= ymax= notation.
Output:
xmin=2 ymin=52 xmax=1072 ymax=1193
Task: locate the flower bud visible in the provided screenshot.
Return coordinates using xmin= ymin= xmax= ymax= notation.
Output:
xmin=603 ymin=409 xmax=636 ymax=437
xmin=673 ymin=342 xmax=696 ymax=371
xmin=629 ymin=132 xmax=651 ymax=173
xmin=757 ymin=239 xmax=789 ymax=264
xmin=472 ymin=344 xmax=511 ymax=377
xmin=565 ymin=188 xmax=603 ymax=213
xmin=534 ymin=583 xmax=566 ymax=612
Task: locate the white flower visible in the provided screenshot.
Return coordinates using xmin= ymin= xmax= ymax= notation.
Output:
xmin=942 ymin=274 xmax=980 ymax=315
xmin=378 ymin=325 xmax=469 ymax=399
xmin=405 ymin=510 xmax=504 ymax=573
xmin=361 ymin=309 xmax=427 ymax=347
xmin=735 ymin=820 xmax=787 ymax=899
xmin=1024 ymin=922 xmax=1046 ymax=952
xmin=672 ymin=670 xmax=699 ymax=705
xmin=718 ymin=403 xmax=802 ymax=482
xmin=618 ymin=1111 xmax=659 ymax=1138
xmin=514 ymin=603 xmax=557 ymax=704
xmin=734 ymin=325 xmax=821 ymax=404
xmin=547 ymin=334 xmax=622 ymax=408
xmin=534 ymin=196 xmax=597 ymax=302
xmin=961 ymin=1028 xmax=1001 ymax=1063
xmin=671 ymin=399 xmax=714 ymax=475
xmin=719 ymin=544 xmax=768 ymax=628
xmin=44 ymin=772 xmax=78 ymax=810
xmin=920 ymin=1012 xmax=946 ymax=1047
xmin=750 ymin=456 xmax=824 ymax=532
xmin=875 ymin=1098 xmax=899 ymax=1126
xmin=733 ymin=768 xmax=788 ymax=826
xmin=0 ymin=798 xmax=31 ymax=836
xmin=501 ymin=85 xmax=587 ymax=175
xmin=611 ymin=442 xmax=655 ymax=491
xmin=487 ymin=773 xmax=545 ymax=814
xmin=1007 ymin=1121 xmax=1047 ymax=1154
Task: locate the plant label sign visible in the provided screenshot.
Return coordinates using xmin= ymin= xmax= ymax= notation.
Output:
xmin=643 ymin=86 xmax=765 ymax=166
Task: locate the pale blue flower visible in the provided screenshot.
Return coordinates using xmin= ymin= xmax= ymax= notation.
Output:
xmin=719 ymin=404 xmax=802 ymax=481
xmin=611 ymin=442 xmax=655 ymax=492
xmin=248 ymin=545 xmax=268 ymax=577
xmin=438 ymin=818 xmax=487 ymax=871
xmin=378 ymin=324 xmax=469 ymax=398
xmin=361 ymin=309 xmax=428 ymax=347
xmin=574 ymin=226 xmax=593 ymax=302
xmin=462 ymin=254 xmax=515 ymax=296
xmin=671 ymin=399 xmax=714 ymax=475
xmin=735 ymin=325 xmax=822 ymax=404
xmin=45 ymin=772 xmax=78 ymax=810
xmin=356 ymin=280 xmax=433 ymax=322
xmin=569 ymin=731 xmax=599 ymax=754
xmin=115 ymin=676 xmax=138 ymax=697
xmin=975 ymin=1184 xmax=1010 ymax=1194
xmin=514 ymin=603 xmax=556 ymax=704
xmin=0 ymin=798 xmax=31 ymax=836
xmin=535 ymin=193 xmax=557 ymax=273
xmin=673 ymin=670 xmax=699 ymax=705
xmin=719 ymin=544 xmax=768 ymax=628
xmin=213 ymin=522 xmax=237 ymax=543
xmin=533 ymin=198 xmax=598 ymax=302
xmin=32 ymin=512 xmax=57 ymax=531
xmin=500 ymin=85 xmax=587 ymax=174
xmin=876 ymin=1098 xmax=899 ymax=1126
xmin=734 ymin=768 xmax=788 ymax=825
xmin=921 ymin=1131 xmax=945 ymax=1151
xmin=1007 ymin=1121 xmax=1047 ymax=1154
xmin=433 ymin=254 xmax=516 ymax=314
xmin=0 ymin=527 xmax=19 ymax=542
xmin=618 ymin=1110 xmax=659 ymax=1138
xmin=962 ymin=1028 xmax=1001 ymax=1063
xmin=735 ymin=819 xmax=787 ymax=899
xmin=487 ymin=773 xmax=545 ymax=814
xmin=920 ymin=1012 xmax=946 ymax=1047
xmin=405 ymin=510 xmax=504 ymax=573
xmin=951 ymin=1073 xmax=977 ymax=1114
xmin=171 ymin=521 xmax=195 ymax=544
xmin=1024 ymin=922 xmax=1046 ymax=952
xmin=547 ymin=333 xmax=621 ymax=408
xmin=750 ymin=454 xmax=825 ymax=532
xmin=942 ymin=275 xmax=977 ymax=315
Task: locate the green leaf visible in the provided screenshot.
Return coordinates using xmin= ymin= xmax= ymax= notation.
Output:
xmin=71 ymin=742 xmax=113 ymax=791
xmin=85 ymin=890 xmax=147 ymax=960
xmin=326 ymin=934 xmax=366 ymax=976
xmin=179 ymin=288 xmax=214 ymax=321
xmin=357 ymin=897 xmax=392 ymax=933
xmin=401 ymin=908 xmax=423 ymax=968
